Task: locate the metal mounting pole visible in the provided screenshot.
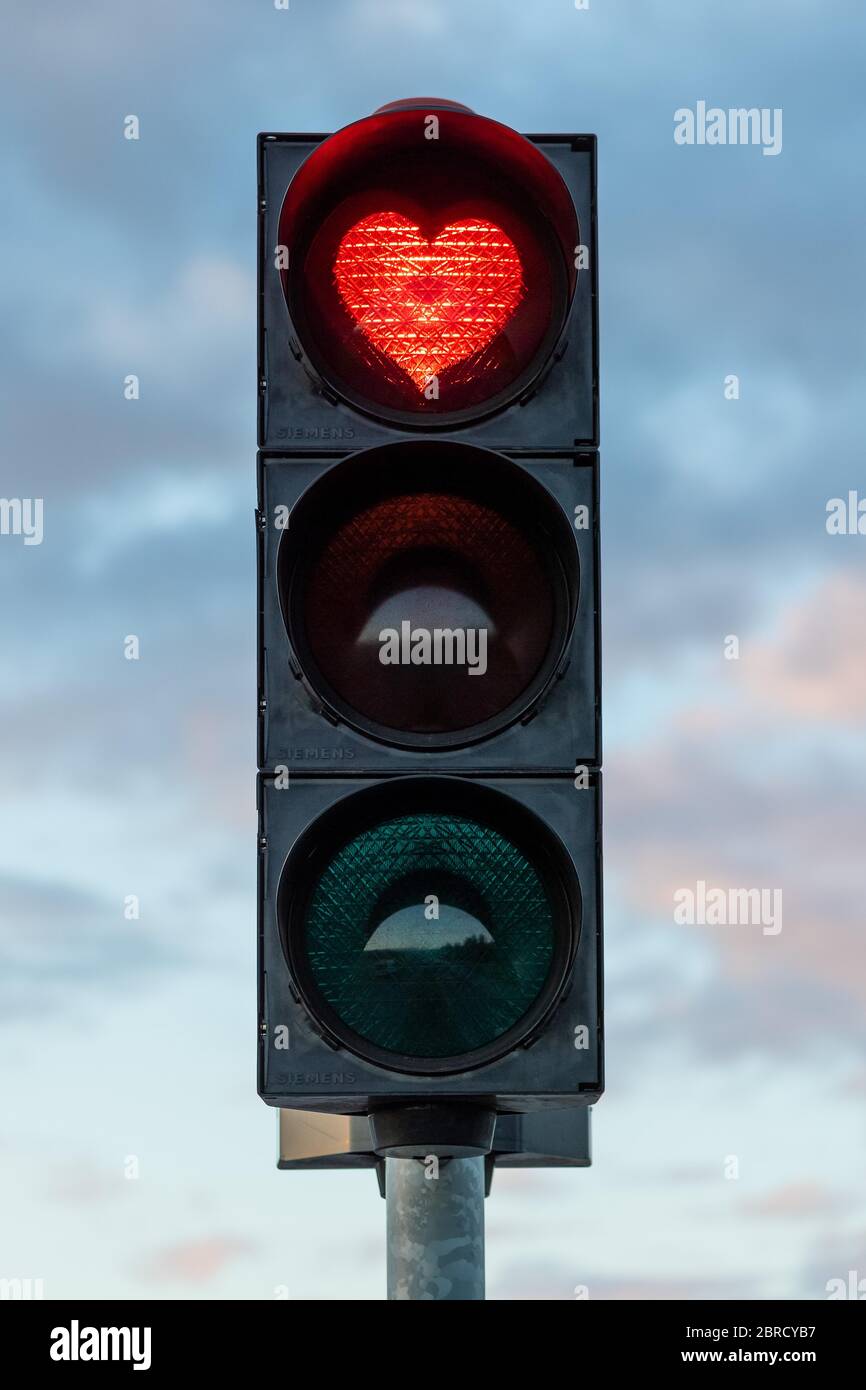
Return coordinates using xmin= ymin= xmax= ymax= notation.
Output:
xmin=385 ymin=1156 xmax=485 ymax=1300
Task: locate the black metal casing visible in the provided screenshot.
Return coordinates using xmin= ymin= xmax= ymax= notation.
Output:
xmin=258 ymin=774 xmax=603 ymax=1114
xmin=256 ymin=111 xmax=602 ymax=1150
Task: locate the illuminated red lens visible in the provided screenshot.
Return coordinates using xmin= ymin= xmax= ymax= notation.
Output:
xmin=278 ymin=107 xmax=578 ymax=424
xmin=333 ymin=212 xmax=525 ymax=393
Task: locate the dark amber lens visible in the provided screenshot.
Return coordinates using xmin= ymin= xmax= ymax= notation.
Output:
xmin=302 ymin=489 xmax=555 ymax=735
xmin=282 ymin=446 xmax=577 ymax=746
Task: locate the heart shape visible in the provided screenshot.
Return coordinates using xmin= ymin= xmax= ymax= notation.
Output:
xmin=333 ymin=211 xmax=524 ymax=393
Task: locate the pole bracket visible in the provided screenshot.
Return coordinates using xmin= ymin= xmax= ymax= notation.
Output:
xmin=278 ymin=1106 xmax=592 ymax=1197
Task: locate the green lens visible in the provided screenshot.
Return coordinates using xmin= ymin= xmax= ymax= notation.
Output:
xmin=302 ymin=811 xmax=556 ymax=1060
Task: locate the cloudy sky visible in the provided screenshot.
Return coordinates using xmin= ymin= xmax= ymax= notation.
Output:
xmin=1 ymin=0 xmax=865 ymax=1300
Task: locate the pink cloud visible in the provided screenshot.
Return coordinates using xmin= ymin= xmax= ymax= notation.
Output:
xmin=743 ymin=573 xmax=866 ymax=722
xmin=139 ymin=1235 xmax=253 ymax=1284
xmin=743 ymin=1182 xmax=843 ymax=1219
xmin=607 ymin=617 xmax=866 ymax=1040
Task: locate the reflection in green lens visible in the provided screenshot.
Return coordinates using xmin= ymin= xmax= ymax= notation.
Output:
xmin=303 ymin=812 xmax=555 ymax=1058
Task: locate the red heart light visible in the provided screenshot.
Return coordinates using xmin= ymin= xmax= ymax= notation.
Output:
xmin=333 ymin=211 xmax=525 ymax=393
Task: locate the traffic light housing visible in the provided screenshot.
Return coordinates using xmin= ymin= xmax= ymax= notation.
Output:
xmin=257 ymin=446 xmax=599 ymax=771
xmin=257 ymin=100 xmax=602 ymax=1159
xmin=258 ymin=103 xmax=597 ymax=450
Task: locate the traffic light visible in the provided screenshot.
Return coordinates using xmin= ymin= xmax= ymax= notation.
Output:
xmin=257 ymin=99 xmax=601 ymax=1160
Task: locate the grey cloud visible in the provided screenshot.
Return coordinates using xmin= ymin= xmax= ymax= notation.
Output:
xmin=0 ymin=873 xmax=181 ymax=1017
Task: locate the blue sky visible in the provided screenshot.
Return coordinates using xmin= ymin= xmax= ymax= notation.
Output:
xmin=1 ymin=0 xmax=865 ymax=1299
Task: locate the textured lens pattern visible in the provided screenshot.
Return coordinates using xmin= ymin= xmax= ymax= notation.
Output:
xmin=295 ymin=171 xmax=559 ymax=418
xmin=303 ymin=812 xmax=555 ymax=1058
xmin=303 ymin=491 xmax=554 ymax=734
xmin=333 ymin=212 xmax=525 ymax=392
